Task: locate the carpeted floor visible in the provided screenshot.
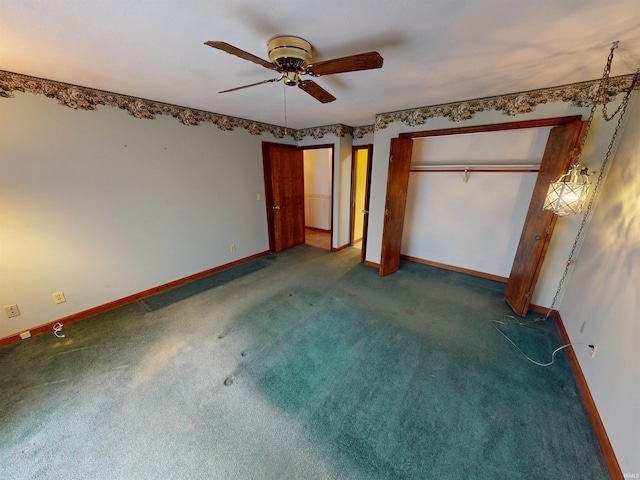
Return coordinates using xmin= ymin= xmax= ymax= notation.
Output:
xmin=0 ymin=246 xmax=609 ymax=479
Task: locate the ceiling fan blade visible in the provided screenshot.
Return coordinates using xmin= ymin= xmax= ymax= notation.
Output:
xmin=307 ymin=52 xmax=383 ymax=76
xmin=298 ymin=80 xmax=336 ymax=103
xmin=219 ymin=77 xmax=281 ymax=93
xmin=204 ymin=41 xmax=276 ymax=70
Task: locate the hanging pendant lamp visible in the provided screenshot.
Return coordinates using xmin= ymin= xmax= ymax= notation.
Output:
xmin=543 ymin=163 xmax=590 ymax=216
xmin=537 ymin=42 xmax=639 ymax=320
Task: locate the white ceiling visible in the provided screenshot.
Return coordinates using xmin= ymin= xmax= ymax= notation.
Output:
xmin=1 ymin=0 xmax=639 ymax=130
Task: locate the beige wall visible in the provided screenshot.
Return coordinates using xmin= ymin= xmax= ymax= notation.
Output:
xmin=559 ymin=93 xmax=639 ymax=475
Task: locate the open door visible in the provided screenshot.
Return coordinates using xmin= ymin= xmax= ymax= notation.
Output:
xmin=504 ymin=121 xmax=586 ymax=315
xmin=350 ymin=145 xmax=373 ymax=262
xmin=263 ymin=143 xmax=305 ymax=252
xmin=380 ymin=137 xmax=413 ymax=276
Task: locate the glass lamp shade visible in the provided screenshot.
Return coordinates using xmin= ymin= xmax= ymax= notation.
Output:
xmin=543 ymin=164 xmax=590 ymax=216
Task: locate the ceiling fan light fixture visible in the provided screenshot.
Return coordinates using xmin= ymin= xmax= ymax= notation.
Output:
xmin=267 ymin=36 xmax=312 ymax=72
xmin=283 ymin=72 xmax=299 ymax=86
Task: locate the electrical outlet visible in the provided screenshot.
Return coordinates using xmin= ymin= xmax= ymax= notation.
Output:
xmin=52 ymin=292 xmax=66 ymax=304
xmin=230 ymin=244 xmax=236 ymax=252
xmin=4 ymin=304 xmax=20 ymax=318
xmin=589 ymin=342 xmax=598 ymax=358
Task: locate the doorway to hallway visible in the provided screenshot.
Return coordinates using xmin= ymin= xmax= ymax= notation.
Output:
xmin=350 ymin=145 xmax=373 ymax=262
xmin=303 ymin=146 xmax=333 ymax=251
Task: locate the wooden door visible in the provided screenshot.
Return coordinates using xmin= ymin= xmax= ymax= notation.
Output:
xmin=504 ymin=121 xmax=586 ymax=315
xmin=380 ymin=137 xmax=413 ymax=276
xmin=263 ymin=143 xmax=305 ymax=252
xmin=350 ymin=145 xmax=373 ymax=262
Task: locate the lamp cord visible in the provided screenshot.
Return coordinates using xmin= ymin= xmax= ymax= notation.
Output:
xmin=53 ymin=322 xmax=65 ymax=338
xmin=492 ymin=315 xmax=593 ymax=367
xmin=541 ymin=48 xmax=640 ymax=320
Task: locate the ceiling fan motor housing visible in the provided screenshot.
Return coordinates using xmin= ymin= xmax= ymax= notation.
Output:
xmin=268 ymin=36 xmax=312 ymax=72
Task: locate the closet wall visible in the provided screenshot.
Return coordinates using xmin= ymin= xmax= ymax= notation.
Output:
xmin=402 ymin=128 xmax=550 ymax=278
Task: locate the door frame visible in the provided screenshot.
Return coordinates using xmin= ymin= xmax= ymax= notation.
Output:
xmin=386 ymin=115 xmax=584 ymax=310
xmin=350 ymin=144 xmax=373 ymax=262
xmin=300 ymin=144 xmax=335 ymax=249
xmin=263 ymin=142 xmax=336 ymax=252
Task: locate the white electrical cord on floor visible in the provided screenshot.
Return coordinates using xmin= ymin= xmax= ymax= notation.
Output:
xmin=53 ymin=322 xmax=65 ymax=338
xmin=492 ymin=315 xmax=592 ymax=367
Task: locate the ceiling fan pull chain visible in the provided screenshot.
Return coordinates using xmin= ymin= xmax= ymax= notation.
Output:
xmin=283 ymin=80 xmax=288 ymax=135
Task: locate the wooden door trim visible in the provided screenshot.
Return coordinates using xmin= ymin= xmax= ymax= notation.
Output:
xmin=398 ymin=115 xmax=583 ymax=139
xmin=349 ymin=147 xmax=358 ymax=246
xmin=360 ymin=145 xmax=373 ymax=262
xmin=504 ymin=120 xmax=587 ymax=315
xmin=387 ymin=115 xmax=586 ymax=313
xmin=350 ymin=145 xmax=373 ymax=254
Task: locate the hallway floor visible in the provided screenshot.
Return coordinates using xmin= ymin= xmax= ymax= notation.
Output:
xmin=305 ymin=227 xmax=331 ymax=250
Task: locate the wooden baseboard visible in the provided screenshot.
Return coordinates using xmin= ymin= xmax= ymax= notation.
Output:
xmin=553 ymin=311 xmax=623 ymax=480
xmin=364 ymin=260 xmax=380 ymax=269
xmin=527 ymin=303 xmax=556 ymax=318
xmin=331 ymin=243 xmax=350 ymax=252
xmin=0 ymin=250 xmax=271 ymax=348
xmin=400 ymin=255 xmax=508 ymax=283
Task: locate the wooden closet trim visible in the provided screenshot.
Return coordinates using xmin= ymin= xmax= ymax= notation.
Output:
xmin=399 ymin=115 xmax=583 ymax=138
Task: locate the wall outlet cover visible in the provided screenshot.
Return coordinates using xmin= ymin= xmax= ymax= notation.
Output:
xmin=53 ymin=292 xmax=66 ymax=304
xmin=4 ymin=304 xmax=20 ymax=318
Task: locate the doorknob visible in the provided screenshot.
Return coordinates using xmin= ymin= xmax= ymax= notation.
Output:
xmin=272 ymin=206 xmax=281 ymax=210
xmin=362 ymin=209 xmax=369 ymax=214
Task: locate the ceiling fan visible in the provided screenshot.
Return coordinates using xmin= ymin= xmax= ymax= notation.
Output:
xmin=204 ymin=36 xmax=383 ymax=103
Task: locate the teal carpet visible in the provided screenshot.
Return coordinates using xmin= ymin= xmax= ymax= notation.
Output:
xmin=0 ymin=246 xmax=609 ymax=479
xmin=138 ymin=258 xmax=270 ymax=311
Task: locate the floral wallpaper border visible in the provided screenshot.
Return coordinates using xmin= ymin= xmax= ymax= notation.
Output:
xmin=1 ymin=69 xmax=637 ymax=139
xmin=0 ymin=70 xmax=296 ymax=138
xmin=375 ymin=73 xmax=639 ymax=129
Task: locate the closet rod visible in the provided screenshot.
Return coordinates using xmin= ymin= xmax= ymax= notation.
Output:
xmin=410 ymin=164 xmax=539 ymax=172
